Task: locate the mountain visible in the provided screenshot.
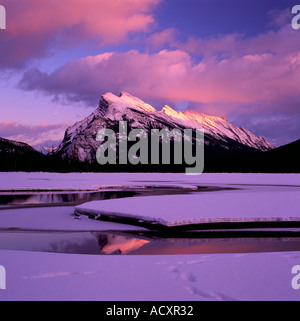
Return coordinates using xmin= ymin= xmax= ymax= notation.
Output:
xmin=225 ymin=139 xmax=300 ymax=173
xmin=34 ymin=145 xmax=57 ymax=155
xmin=264 ymin=139 xmax=300 ymax=173
xmin=0 ymin=137 xmax=49 ymax=171
xmin=0 ymin=137 xmax=36 ymax=153
xmin=56 ymin=92 xmax=274 ymax=172
xmin=0 ymin=102 xmax=297 ymax=173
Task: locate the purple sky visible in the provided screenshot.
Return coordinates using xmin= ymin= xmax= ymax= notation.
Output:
xmin=0 ymin=0 xmax=300 ymax=148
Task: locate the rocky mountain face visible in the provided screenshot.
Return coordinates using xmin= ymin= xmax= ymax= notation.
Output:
xmin=56 ymin=92 xmax=274 ymax=168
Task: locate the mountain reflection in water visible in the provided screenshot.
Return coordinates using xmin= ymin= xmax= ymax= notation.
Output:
xmin=92 ymin=233 xmax=150 ymax=255
xmin=1 ymin=231 xmax=300 ymax=256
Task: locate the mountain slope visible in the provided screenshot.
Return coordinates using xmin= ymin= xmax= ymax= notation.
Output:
xmin=257 ymin=139 xmax=300 ymax=173
xmin=56 ymin=92 xmax=274 ymax=169
xmin=0 ymin=137 xmax=49 ymax=171
xmin=240 ymin=139 xmax=300 ymax=173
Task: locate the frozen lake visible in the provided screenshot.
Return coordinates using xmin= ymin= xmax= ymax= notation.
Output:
xmin=0 ymin=172 xmax=299 ymax=301
xmin=1 ymin=172 xmax=300 ymax=254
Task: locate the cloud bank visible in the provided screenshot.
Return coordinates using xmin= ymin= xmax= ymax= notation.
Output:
xmin=19 ymin=23 xmax=300 ymax=115
xmin=0 ymin=121 xmax=70 ymax=147
xmin=1 ymin=2 xmax=299 ymax=146
xmin=0 ymin=0 xmax=160 ymax=69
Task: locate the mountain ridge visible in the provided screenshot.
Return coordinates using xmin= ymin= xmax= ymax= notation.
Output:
xmin=3 ymin=91 xmax=297 ymax=173
xmin=0 ymin=137 xmax=49 ymax=171
xmin=56 ymin=91 xmax=274 ymax=164
xmin=0 ymin=136 xmax=298 ymax=173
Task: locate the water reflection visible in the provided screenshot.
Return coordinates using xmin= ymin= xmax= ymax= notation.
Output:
xmin=92 ymin=233 xmax=150 ymax=255
xmin=0 ymin=185 xmax=230 ymax=209
xmin=0 ymin=191 xmax=138 ymax=208
xmin=1 ymin=230 xmax=300 ymax=255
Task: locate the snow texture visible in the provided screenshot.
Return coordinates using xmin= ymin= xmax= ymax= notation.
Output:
xmin=75 ymin=185 xmax=300 ymax=226
xmin=1 ymin=250 xmax=300 ymax=301
xmin=0 ymin=172 xmax=300 ymax=301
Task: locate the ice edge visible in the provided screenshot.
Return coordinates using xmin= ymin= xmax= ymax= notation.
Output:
xmin=74 ymin=206 xmax=300 ymax=229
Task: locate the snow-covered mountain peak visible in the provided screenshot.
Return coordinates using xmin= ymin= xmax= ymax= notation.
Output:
xmin=99 ymin=92 xmax=228 ymax=128
xmin=101 ymin=92 xmax=157 ymax=117
xmin=160 ymin=105 xmax=190 ymax=122
xmin=183 ymin=110 xmax=228 ymax=127
xmin=119 ymin=92 xmax=157 ymax=113
xmin=56 ymin=91 xmax=275 ymax=162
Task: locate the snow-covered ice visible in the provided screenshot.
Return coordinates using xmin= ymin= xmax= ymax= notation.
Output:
xmin=0 ymin=206 xmax=147 ymax=232
xmin=0 ymin=171 xmax=299 ymax=191
xmin=73 ymin=173 xmax=300 ymax=226
xmin=1 ymin=250 xmax=300 ymax=301
xmin=75 ymin=184 xmax=300 ymax=226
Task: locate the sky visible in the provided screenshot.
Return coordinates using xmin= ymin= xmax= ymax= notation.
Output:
xmin=0 ymin=0 xmax=300 ymax=148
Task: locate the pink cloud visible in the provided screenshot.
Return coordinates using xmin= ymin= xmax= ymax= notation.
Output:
xmin=0 ymin=120 xmax=70 ymax=146
xmin=0 ymin=0 xmax=161 ymax=69
xmin=146 ymin=28 xmax=179 ymax=49
xmin=15 ymin=16 xmax=300 ymax=119
xmin=6 ymin=0 xmax=159 ymax=39
xmin=150 ymin=20 xmax=300 ymax=62
xmin=19 ymin=46 xmax=300 ymax=117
